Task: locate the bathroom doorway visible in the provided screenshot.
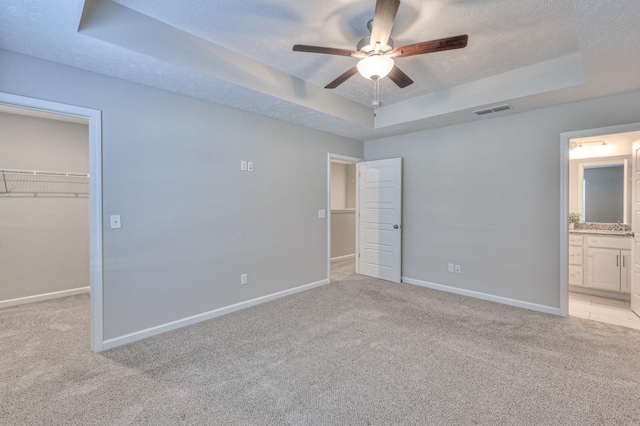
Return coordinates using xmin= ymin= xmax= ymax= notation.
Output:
xmin=563 ymin=124 xmax=640 ymax=329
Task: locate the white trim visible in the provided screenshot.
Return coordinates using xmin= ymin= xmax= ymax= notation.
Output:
xmin=102 ymin=278 xmax=331 ymax=350
xmin=0 ymin=287 xmax=90 ymax=309
xmin=0 ymin=92 xmax=104 ymax=352
xmin=327 ymin=153 xmax=362 ymax=282
xmin=560 ymin=132 xmax=570 ymax=317
xmin=402 ymin=277 xmax=561 ymax=316
xmin=560 ymin=122 xmax=640 ymax=319
xmin=331 ymin=253 xmax=356 ymax=261
xmin=355 ymin=163 xmax=360 ymax=275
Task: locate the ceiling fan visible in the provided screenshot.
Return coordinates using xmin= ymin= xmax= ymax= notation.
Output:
xmin=292 ymin=0 xmax=468 ymax=90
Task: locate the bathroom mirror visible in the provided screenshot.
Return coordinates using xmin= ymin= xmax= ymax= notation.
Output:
xmin=578 ymin=160 xmax=628 ymax=223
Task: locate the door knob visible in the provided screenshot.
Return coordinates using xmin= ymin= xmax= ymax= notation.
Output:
xmin=394 ymin=224 xmax=399 ymax=229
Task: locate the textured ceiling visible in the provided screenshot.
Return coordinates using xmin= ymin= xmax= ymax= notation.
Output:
xmin=111 ymin=0 xmax=580 ymax=106
xmin=0 ymin=0 xmax=639 ymax=141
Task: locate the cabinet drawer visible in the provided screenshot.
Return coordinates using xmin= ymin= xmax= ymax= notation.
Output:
xmin=569 ymin=246 xmax=583 ymax=265
xmin=587 ymin=236 xmax=631 ymax=250
xmin=569 ymin=235 xmax=584 ymax=246
xmin=569 ymin=265 xmax=583 ymax=286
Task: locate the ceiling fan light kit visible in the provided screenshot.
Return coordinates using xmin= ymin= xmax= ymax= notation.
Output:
xmin=357 ymin=55 xmax=395 ymax=80
xmin=292 ymin=0 xmax=469 ymax=116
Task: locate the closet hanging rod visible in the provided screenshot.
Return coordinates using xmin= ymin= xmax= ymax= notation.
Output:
xmin=0 ymin=168 xmax=90 ymax=195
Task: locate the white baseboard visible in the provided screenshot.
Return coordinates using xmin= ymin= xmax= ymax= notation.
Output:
xmin=0 ymin=287 xmax=90 ymax=309
xmin=101 ymin=278 xmax=331 ymax=351
xmin=331 ymin=254 xmax=355 ymax=261
xmin=401 ymin=277 xmax=561 ymax=316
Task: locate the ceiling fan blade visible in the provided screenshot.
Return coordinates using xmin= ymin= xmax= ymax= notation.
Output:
xmin=325 ymin=66 xmax=359 ymax=89
xmin=293 ymin=44 xmax=359 ymax=57
xmin=387 ymin=65 xmax=413 ymax=88
xmin=370 ymin=0 xmax=400 ymax=48
xmin=392 ymin=35 xmax=468 ymax=58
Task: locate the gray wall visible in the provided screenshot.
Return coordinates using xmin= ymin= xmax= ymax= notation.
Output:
xmin=331 ymin=211 xmax=356 ymax=258
xmin=0 ymin=49 xmax=363 ymax=340
xmin=365 ymin=89 xmax=640 ymax=309
xmin=345 ymin=164 xmax=356 ymax=209
xmin=331 ymin=162 xmax=356 ymax=258
xmin=0 ymin=112 xmax=89 ymax=301
xmin=331 ymin=163 xmax=348 ymax=209
xmin=330 ymin=163 xmax=356 ymax=209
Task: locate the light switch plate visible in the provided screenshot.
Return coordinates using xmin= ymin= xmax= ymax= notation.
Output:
xmin=241 ymin=160 xmax=247 ymax=171
xmin=110 ymin=215 xmax=121 ymax=229
xmin=318 ymin=209 xmax=326 ymax=219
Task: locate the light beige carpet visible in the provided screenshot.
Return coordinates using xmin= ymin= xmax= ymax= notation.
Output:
xmin=2 ymin=265 xmax=640 ymax=425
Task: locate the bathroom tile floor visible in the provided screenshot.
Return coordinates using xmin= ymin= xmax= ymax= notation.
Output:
xmin=569 ymin=291 xmax=640 ymax=330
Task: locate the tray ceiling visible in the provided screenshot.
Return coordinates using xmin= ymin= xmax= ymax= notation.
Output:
xmin=0 ymin=0 xmax=639 ymax=140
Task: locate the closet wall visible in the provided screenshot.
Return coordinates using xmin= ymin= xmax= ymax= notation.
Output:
xmin=0 ymin=111 xmax=89 ymax=304
xmin=331 ymin=162 xmax=356 ymax=259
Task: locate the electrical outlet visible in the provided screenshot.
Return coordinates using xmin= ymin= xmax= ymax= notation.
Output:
xmin=455 ymin=264 xmax=461 ymax=273
xmin=240 ymin=160 xmax=247 ymax=171
xmin=110 ymin=215 xmax=121 ymax=229
xmin=247 ymin=161 xmax=254 ymax=172
xmin=448 ymin=263 xmax=454 ymax=273
xmin=318 ymin=209 xmax=326 ymax=218
xmin=241 ymin=274 xmax=247 ymax=285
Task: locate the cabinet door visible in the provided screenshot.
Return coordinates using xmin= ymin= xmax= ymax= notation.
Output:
xmin=587 ymin=248 xmax=621 ymax=291
xmin=621 ymin=249 xmax=631 ymax=293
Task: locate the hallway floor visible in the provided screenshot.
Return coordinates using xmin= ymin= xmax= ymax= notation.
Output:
xmin=569 ymin=292 xmax=640 ymax=330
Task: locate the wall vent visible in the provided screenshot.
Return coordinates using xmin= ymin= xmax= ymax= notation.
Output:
xmin=473 ymin=104 xmax=511 ymax=116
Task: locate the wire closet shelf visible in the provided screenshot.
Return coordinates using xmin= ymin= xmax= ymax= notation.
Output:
xmin=0 ymin=169 xmax=90 ymax=196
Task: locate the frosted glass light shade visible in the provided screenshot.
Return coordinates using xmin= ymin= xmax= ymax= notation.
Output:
xmin=357 ymin=55 xmax=394 ymax=80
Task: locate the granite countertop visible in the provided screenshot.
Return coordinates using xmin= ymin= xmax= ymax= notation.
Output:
xmin=569 ymin=222 xmax=633 ymax=236
xmin=569 ymin=229 xmax=634 ymax=236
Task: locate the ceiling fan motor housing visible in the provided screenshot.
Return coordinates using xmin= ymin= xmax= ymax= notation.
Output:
xmin=357 ymin=36 xmax=394 ymax=54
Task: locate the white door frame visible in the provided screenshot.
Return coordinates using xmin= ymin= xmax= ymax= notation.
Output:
xmin=560 ymin=121 xmax=640 ymax=317
xmin=327 ymin=153 xmax=363 ymax=281
xmin=0 ymin=92 xmax=104 ymax=352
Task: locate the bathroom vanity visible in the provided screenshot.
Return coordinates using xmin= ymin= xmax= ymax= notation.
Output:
xmin=569 ymin=226 xmax=633 ymax=297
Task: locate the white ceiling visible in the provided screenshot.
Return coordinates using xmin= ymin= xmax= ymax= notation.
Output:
xmin=1 ymin=0 xmax=639 ymax=141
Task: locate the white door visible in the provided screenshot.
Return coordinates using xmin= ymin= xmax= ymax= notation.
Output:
xmin=632 ymin=142 xmax=640 ymax=317
xmin=357 ymin=158 xmax=402 ymax=282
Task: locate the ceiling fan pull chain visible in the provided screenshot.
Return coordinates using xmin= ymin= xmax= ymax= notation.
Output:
xmin=372 ymin=77 xmax=380 ymax=117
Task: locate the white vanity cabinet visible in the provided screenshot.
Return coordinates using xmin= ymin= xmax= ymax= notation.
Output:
xmin=585 ymin=236 xmax=631 ymax=293
xmin=568 ymin=235 xmax=584 ymax=286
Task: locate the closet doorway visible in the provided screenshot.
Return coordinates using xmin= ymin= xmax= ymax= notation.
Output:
xmin=0 ymin=93 xmax=103 ymax=352
xmin=327 ymin=154 xmax=361 ymax=281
